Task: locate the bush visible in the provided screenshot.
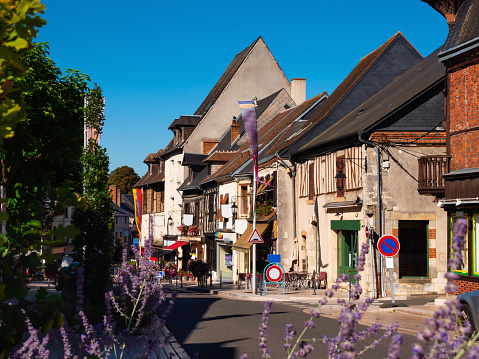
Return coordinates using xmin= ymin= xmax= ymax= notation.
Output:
xmin=187 ymin=260 xmax=210 ymax=278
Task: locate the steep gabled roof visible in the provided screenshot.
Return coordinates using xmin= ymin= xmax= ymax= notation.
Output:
xmin=203 ymin=150 xmax=238 ymax=163
xmin=438 ymin=0 xmax=479 ymax=60
xmin=200 ymin=93 xmax=328 ymax=184
xmin=281 ymin=32 xmax=423 ymax=156
xmin=291 ymin=46 xmax=446 ymax=158
xmin=134 ymin=167 xmax=165 ymax=187
xmin=194 ymin=37 xmax=262 ymax=117
xmin=168 ymin=115 xmax=201 ymax=130
xmin=182 ymin=153 xmax=209 ymax=166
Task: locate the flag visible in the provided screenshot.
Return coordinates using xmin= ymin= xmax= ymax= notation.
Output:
xmin=133 ymin=188 xmax=142 ymax=236
xmin=239 ymin=100 xmax=258 ymax=180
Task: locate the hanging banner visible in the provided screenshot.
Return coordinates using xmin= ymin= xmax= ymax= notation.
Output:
xmin=133 ymin=188 xmax=142 ymax=236
xmin=239 ymin=100 xmax=258 ymax=180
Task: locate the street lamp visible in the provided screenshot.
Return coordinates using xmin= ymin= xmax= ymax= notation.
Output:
xmin=335 ymin=159 xmax=347 ymax=194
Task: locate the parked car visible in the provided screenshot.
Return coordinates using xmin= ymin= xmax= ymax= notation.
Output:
xmin=457 ymin=291 xmax=479 ymax=334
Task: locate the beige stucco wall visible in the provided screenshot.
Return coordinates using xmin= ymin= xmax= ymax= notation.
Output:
xmin=373 ymin=144 xmax=448 ymax=294
xmin=163 ymin=152 xmax=186 ymax=236
xmin=276 ymin=163 xmax=297 ymax=271
xmin=275 ymin=143 xmax=448 ymax=296
xmin=184 ymin=39 xmax=291 ymax=154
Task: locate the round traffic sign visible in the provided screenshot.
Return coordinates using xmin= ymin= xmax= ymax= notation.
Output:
xmin=365 ymin=226 xmax=369 ymax=238
xmin=377 ymin=235 xmax=400 ymax=257
xmin=266 ymin=264 xmax=283 ymax=282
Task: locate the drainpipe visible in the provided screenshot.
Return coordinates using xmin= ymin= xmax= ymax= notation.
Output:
xmin=358 ymin=131 xmax=383 ymax=298
xmin=275 ymin=153 xmax=297 ymax=266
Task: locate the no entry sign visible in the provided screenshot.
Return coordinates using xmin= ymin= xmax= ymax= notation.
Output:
xmin=265 ymin=264 xmax=283 ymax=282
xmin=377 ymin=235 xmax=400 ymax=257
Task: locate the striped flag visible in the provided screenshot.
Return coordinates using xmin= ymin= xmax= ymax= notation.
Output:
xmin=133 ymin=188 xmax=142 ymax=236
xmin=239 ymin=100 xmax=258 ymax=180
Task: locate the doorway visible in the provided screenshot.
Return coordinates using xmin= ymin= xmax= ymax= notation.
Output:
xmin=398 ymin=220 xmax=428 ymax=278
xmin=337 ymin=230 xmax=358 ymax=279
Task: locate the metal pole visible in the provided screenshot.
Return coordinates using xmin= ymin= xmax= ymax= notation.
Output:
xmin=375 ymin=146 xmax=385 ymax=297
xmin=389 ymin=267 xmax=396 ymax=305
xmin=313 ymin=270 xmax=316 ymax=295
xmin=368 ymin=228 xmax=376 ymax=298
xmin=252 ymin=172 xmax=257 ymax=295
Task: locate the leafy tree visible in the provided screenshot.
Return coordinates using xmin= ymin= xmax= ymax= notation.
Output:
xmin=71 ymin=84 xmax=113 ymax=313
xmin=108 ymin=165 xmax=140 ymax=194
xmin=0 ymin=2 xmax=86 ymax=356
xmin=1 ymin=42 xmax=89 ymax=231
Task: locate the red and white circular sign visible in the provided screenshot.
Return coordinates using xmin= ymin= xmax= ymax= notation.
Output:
xmin=365 ymin=226 xmax=369 ymax=238
xmin=266 ymin=265 xmax=283 ymax=282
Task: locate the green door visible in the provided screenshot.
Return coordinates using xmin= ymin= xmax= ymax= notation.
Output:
xmin=337 ymin=230 xmax=358 ymax=279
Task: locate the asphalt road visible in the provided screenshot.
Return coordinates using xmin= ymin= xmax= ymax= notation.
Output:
xmin=165 ymin=290 xmax=419 ymax=359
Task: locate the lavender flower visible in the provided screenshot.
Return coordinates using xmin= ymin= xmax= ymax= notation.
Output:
xmin=258 ymin=300 xmax=273 ymax=358
xmin=355 ymin=242 xmax=369 ymax=272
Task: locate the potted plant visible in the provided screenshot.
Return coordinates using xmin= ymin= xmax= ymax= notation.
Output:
xmin=188 ymin=225 xmax=199 ymax=236
xmin=178 ymin=225 xmax=189 ymax=235
xmin=254 ymin=199 xmax=273 ymax=217
xmin=163 ymin=262 xmax=178 ymax=279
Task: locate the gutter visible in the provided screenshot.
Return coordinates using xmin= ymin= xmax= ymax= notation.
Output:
xmin=358 ymin=131 xmax=381 ymax=299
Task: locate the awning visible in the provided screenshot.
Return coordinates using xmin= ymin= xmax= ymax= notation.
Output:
xmin=164 ymin=241 xmax=190 ymax=251
xmin=232 ymin=222 xmax=269 ymax=252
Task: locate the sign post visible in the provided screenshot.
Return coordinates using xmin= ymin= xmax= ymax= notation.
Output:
xmin=377 ymin=235 xmax=400 ymax=306
xmin=252 ymin=173 xmax=257 ymax=295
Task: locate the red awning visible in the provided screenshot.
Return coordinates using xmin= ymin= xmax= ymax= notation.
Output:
xmin=164 ymin=241 xmax=189 ymax=251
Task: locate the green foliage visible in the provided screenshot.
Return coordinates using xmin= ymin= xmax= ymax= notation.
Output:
xmin=108 ymin=165 xmax=140 ymax=194
xmin=0 ymin=0 xmax=46 ymax=144
xmin=0 ymin=3 xmax=93 ymax=357
xmin=71 ymin=84 xmax=113 ymax=311
xmin=1 ymin=42 xmax=89 ymax=228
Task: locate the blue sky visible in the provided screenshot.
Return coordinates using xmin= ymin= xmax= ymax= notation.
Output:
xmin=37 ymin=1 xmax=449 ymax=177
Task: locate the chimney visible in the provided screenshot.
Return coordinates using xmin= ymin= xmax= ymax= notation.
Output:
xmin=231 ymin=116 xmax=240 ymax=145
xmin=109 ymin=185 xmax=121 ymax=205
xmin=291 ymin=78 xmax=306 ymax=105
xmin=445 ymin=13 xmax=455 ymax=27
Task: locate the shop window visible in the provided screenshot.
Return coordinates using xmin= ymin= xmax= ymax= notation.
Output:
xmin=451 ymin=214 xmax=469 ymax=275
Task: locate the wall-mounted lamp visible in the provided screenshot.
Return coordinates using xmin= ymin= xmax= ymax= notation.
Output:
xmin=334 ymin=171 xmax=346 ymax=191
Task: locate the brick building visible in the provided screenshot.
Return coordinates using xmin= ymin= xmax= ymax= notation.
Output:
xmin=426 ymin=0 xmax=479 ymax=292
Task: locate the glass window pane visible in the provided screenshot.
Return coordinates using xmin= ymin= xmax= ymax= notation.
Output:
xmin=451 ymin=215 xmax=468 ymax=274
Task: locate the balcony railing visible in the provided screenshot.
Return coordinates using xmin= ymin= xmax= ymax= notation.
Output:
xmin=417 ymin=155 xmax=451 ymax=195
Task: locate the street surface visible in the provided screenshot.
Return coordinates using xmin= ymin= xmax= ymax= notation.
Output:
xmin=165 ymin=290 xmax=421 ymax=359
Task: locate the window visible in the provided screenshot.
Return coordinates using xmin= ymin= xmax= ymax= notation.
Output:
xmin=450 ymin=213 xmax=469 ymax=275
xmin=398 ymin=220 xmax=428 ymax=278
xmin=257 ymin=172 xmax=276 ymax=207
xmin=206 ymin=235 xmax=216 ymax=268
xmin=241 ymin=186 xmax=248 ymax=215
xmin=475 ymin=215 xmax=479 ymax=275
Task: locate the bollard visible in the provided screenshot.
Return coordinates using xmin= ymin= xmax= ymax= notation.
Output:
xmin=313 ymin=270 xmax=316 ymax=295
xmin=210 ymin=271 xmax=212 ymax=287
xmin=220 ymin=271 xmax=222 ymax=288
